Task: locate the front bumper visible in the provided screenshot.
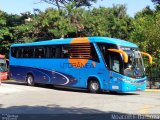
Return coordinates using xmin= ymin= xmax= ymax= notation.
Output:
xmin=120 ymin=81 xmax=147 ymax=92
xmin=109 ymin=77 xmax=147 ymax=92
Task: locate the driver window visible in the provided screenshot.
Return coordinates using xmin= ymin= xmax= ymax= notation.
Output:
xmin=109 ymin=52 xmax=122 ymax=73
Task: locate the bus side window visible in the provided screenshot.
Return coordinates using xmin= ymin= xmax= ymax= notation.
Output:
xmin=11 ymin=47 xmax=18 ymax=58
xmin=48 ymin=45 xmax=63 ymax=58
xmin=49 ymin=47 xmax=56 ymax=58
xmin=23 ymin=47 xmax=29 ymax=58
xmin=61 ymin=45 xmax=69 ymax=58
xmin=23 ymin=47 xmax=34 ymax=58
xmin=90 ymin=44 xmax=99 ymax=62
xmin=97 ymin=43 xmax=117 ymax=67
xmin=68 ymin=43 xmax=91 ymax=59
xmin=55 ymin=46 xmax=61 ymax=58
xmin=35 ymin=47 xmax=46 ymax=58
xmin=17 ymin=47 xmax=23 ymax=58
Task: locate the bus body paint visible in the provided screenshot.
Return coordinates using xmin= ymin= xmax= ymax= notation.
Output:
xmin=9 ymin=37 xmax=149 ymax=92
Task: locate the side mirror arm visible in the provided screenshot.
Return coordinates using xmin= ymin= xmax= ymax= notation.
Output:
xmin=140 ymin=52 xmax=153 ymax=64
xmin=108 ymin=49 xmax=128 ymax=63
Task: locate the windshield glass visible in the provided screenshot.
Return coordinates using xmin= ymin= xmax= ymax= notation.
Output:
xmin=122 ymin=48 xmax=145 ymax=78
xmin=97 ymin=43 xmax=145 ymax=78
xmin=0 ymin=58 xmax=7 ymax=72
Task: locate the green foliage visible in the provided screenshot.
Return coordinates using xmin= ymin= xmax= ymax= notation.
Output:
xmin=67 ymin=5 xmax=132 ymax=39
xmin=41 ymin=0 xmax=97 ymax=9
xmin=41 ymin=0 xmax=97 ymax=15
xmin=0 ymin=4 xmax=136 ymax=57
xmin=130 ymin=6 xmax=160 ymax=70
xmin=0 ymin=11 xmax=13 ymax=57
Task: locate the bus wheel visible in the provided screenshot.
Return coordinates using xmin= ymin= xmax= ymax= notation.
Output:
xmin=88 ymin=79 xmax=101 ymax=93
xmin=26 ymin=74 xmax=34 ymax=86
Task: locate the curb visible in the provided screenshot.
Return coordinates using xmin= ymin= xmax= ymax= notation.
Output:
xmin=145 ymin=89 xmax=160 ymax=92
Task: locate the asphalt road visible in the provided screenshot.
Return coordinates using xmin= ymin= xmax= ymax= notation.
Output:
xmin=0 ymin=82 xmax=160 ymax=120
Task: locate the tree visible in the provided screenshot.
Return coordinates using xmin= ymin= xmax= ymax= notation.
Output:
xmin=106 ymin=5 xmax=133 ymax=39
xmin=152 ymin=0 xmax=160 ymax=5
xmin=40 ymin=0 xmax=97 ymax=15
xmin=135 ymin=6 xmax=154 ymax=17
xmin=0 ymin=11 xmax=13 ymax=57
xmin=41 ymin=0 xmax=97 ymax=8
xmin=130 ymin=7 xmax=160 ymax=67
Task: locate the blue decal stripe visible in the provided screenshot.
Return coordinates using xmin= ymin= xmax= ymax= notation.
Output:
xmin=10 ymin=65 xmax=77 ymax=85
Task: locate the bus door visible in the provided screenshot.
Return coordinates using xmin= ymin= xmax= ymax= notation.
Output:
xmin=108 ymin=51 xmax=123 ymax=90
xmin=97 ymin=43 xmax=121 ymax=90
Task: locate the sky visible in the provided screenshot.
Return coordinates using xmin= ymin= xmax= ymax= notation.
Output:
xmin=0 ymin=0 xmax=155 ymax=17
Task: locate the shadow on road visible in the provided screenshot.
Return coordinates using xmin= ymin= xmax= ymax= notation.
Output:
xmin=2 ymin=80 xmax=140 ymax=96
xmin=0 ymin=105 xmax=150 ymax=120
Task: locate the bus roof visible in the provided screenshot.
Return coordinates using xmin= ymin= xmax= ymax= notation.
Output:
xmin=11 ymin=37 xmax=138 ymax=48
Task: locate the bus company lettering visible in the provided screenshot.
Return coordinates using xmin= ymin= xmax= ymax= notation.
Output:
xmin=61 ymin=62 xmax=96 ymax=69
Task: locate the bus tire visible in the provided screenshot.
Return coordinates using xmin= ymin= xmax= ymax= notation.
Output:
xmin=88 ymin=79 xmax=101 ymax=94
xmin=26 ymin=74 xmax=34 ymax=86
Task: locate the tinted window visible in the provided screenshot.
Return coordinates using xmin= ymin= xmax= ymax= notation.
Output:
xmin=48 ymin=46 xmax=57 ymax=58
xmin=97 ymin=43 xmax=123 ymax=73
xmin=48 ymin=45 xmax=69 ymax=58
xmin=61 ymin=45 xmax=69 ymax=58
xmin=90 ymin=44 xmax=99 ymax=62
xmin=35 ymin=47 xmax=46 ymax=58
xmin=17 ymin=47 xmax=23 ymax=58
xmin=67 ymin=43 xmax=99 ymax=61
xmin=11 ymin=44 xmax=99 ymax=60
xmin=97 ymin=43 xmax=117 ymax=66
xmin=11 ymin=47 xmax=17 ymax=58
xmin=69 ymin=43 xmax=91 ymax=59
xmin=23 ymin=47 xmax=34 ymax=58
xmin=52 ymin=45 xmax=61 ymax=58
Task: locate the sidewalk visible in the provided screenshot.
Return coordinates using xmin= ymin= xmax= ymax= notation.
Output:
xmin=145 ymin=89 xmax=160 ymax=92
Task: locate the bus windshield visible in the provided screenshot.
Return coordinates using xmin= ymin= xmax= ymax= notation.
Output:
xmin=0 ymin=58 xmax=7 ymax=72
xmin=97 ymin=43 xmax=145 ymax=78
xmin=122 ymin=48 xmax=145 ymax=78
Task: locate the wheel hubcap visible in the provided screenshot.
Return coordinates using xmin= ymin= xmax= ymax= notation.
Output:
xmin=91 ymin=82 xmax=99 ymax=90
xmin=28 ymin=77 xmax=32 ymax=85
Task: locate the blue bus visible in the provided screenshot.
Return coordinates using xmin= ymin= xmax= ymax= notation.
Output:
xmin=9 ymin=37 xmax=152 ymax=93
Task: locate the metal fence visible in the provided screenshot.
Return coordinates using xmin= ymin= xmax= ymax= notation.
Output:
xmin=147 ymin=66 xmax=160 ymax=89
